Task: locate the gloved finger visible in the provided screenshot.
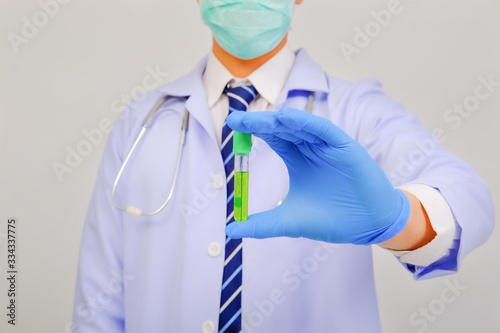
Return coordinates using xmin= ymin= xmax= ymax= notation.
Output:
xmin=253 ymin=132 xmax=288 ymax=150
xmin=227 ymin=109 xmax=352 ymax=147
xmin=227 ymin=113 xmax=299 ymax=158
xmin=275 ymin=131 xmax=321 ymax=145
xmin=254 ymin=129 xmax=321 ymax=158
xmin=225 ymin=209 xmax=303 ymax=239
xmin=226 ymin=111 xmax=277 ymax=133
xmin=227 ymin=111 xmax=324 ymax=144
xmin=276 ymin=109 xmax=352 ymax=146
xmin=252 ymin=132 xmax=305 ymax=167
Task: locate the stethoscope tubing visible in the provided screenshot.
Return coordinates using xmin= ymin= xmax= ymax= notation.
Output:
xmin=111 ymin=96 xmax=189 ymax=216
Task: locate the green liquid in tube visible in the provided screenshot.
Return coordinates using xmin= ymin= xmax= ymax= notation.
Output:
xmin=234 ymin=171 xmax=249 ymax=222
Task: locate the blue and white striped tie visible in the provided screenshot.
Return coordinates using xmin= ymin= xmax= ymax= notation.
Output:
xmin=218 ymin=85 xmax=258 ymax=333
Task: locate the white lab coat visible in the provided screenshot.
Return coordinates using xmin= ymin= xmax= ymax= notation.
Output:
xmin=72 ymin=50 xmax=494 ymax=333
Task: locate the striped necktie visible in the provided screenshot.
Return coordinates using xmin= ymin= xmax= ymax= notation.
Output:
xmin=218 ymin=85 xmax=258 ymax=333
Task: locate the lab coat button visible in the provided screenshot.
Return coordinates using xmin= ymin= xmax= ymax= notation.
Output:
xmin=202 ymin=320 xmax=215 ymax=333
xmin=212 ymin=174 xmax=225 ymax=189
xmin=208 ymin=242 xmax=221 ymax=257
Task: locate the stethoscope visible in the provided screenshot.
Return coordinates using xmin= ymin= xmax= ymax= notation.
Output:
xmin=111 ymin=92 xmax=314 ymax=217
xmin=111 ymin=96 xmax=189 ymax=217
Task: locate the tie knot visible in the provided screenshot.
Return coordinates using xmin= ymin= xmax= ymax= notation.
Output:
xmin=224 ymin=85 xmax=258 ymax=113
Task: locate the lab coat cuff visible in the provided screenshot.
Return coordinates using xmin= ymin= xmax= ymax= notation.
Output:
xmin=387 ymin=184 xmax=458 ymax=267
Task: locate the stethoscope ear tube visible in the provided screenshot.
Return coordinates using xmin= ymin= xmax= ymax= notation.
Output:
xmin=306 ymin=92 xmax=314 ymax=113
xmin=143 ymin=95 xmax=171 ymax=127
xmin=111 ymin=95 xmax=189 ymax=217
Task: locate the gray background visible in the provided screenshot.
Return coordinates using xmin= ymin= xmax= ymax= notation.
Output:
xmin=1 ymin=0 xmax=499 ymax=332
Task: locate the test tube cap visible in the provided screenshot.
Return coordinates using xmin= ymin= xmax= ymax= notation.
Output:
xmin=233 ymin=131 xmax=252 ymax=154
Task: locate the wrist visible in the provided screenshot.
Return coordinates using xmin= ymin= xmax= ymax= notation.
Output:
xmin=377 ymin=190 xmax=437 ymax=251
xmin=353 ymin=190 xmax=411 ymax=245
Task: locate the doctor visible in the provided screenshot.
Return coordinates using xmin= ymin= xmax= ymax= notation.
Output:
xmin=73 ymin=0 xmax=494 ymax=332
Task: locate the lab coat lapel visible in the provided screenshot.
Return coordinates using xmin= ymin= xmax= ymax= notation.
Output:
xmin=157 ymin=56 xmax=217 ymax=146
xmin=275 ymin=49 xmax=330 ymax=107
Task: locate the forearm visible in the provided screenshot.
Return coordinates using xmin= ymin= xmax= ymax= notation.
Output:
xmin=378 ymin=190 xmax=436 ymax=251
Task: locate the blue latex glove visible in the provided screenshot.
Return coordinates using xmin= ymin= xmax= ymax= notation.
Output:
xmin=225 ymin=108 xmax=411 ymax=245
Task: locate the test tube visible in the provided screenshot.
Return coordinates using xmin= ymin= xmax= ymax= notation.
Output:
xmin=233 ymin=131 xmax=251 ymax=222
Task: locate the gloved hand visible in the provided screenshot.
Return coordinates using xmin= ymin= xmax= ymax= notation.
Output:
xmin=225 ymin=108 xmax=410 ymax=245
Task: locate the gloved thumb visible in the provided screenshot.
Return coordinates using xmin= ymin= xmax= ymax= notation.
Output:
xmin=225 ymin=207 xmax=298 ymax=239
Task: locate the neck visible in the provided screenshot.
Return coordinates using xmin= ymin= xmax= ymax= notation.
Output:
xmin=212 ymin=35 xmax=288 ymax=78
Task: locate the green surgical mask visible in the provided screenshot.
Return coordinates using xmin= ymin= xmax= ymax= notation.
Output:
xmin=201 ymin=0 xmax=294 ymax=60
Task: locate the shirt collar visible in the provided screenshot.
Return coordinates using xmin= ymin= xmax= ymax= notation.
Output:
xmin=157 ymin=47 xmax=329 ymax=105
xmin=203 ymin=43 xmax=296 ymax=107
